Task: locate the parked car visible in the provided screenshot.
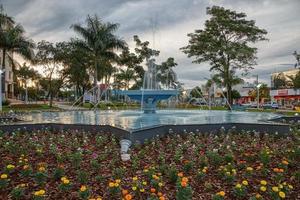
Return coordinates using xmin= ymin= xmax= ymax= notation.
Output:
xmin=262 ymin=102 xmax=279 ymax=109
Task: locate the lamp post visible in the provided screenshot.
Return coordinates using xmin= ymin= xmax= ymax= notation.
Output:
xmin=0 ymin=69 xmax=5 ymax=112
xmin=256 ymin=83 xmax=262 ymax=109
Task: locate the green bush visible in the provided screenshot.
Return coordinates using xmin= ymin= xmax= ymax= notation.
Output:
xmin=2 ymin=99 xmax=10 ymax=106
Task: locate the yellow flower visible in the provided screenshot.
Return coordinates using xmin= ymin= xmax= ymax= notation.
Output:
xmin=202 ymin=168 xmax=207 ymax=173
xmin=61 ymin=177 xmax=67 ymax=181
xmin=63 ymin=179 xmax=70 ymax=184
xmin=142 ymin=181 xmax=147 ymax=185
xmin=143 ymin=169 xmax=149 ymax=173
xmin=114 ymin=183 xmax=119 ymax=187
xmin=272 ymin=186 xmax=279 ymax=192
xmin=96 ymin=198 xmax=102 ymax=200
xmin=279 ymin=184 xmax=283 ymax=189
xmin=152 ymin=174 xmax=159 ymax=180
xmin=140 ymin=188 xmax=145 ymax=192
xmin=132 ymin=176 xmax=138 ymax=181
xmin=34 ymin=189 xmax=45 ymax=196
xmin=38 ymin=167 xmax=46 ymax=172
xmin=132 ymin=186 xmax=137 ymax=191
xmin=80 ymin=185 xmax=87 ymax=192
xmin=246 ymin=167 xmax=253 ymax=171
xmin=115 ymin=179 xmax=121 ymax=184
xmin=288 ymin=184 xmax=293 ymax=189
xmin=6 ymin=164 xmax=15 ymax=169
xmin=158 ymin=182 xmax=163 ymax=187
xmin=108 ymin=182 xmax=115 ymax=188
xmin=236 ymin=183 xmax=242 ymax=188
xmin=255 ymin=193 xmax=262 ymax=199
xmin=0 ymin=174 xmax=8 ymax=179
xmin=242 ymin=180 xmax=248 ymax=186
xmin=218 ymin=191 xmax=225 ymax=197
xmin=260 ymin=186 xmax=267 ymax=192
xmin=279 ymin=191 xmax=285 ymax=198
xmin=19 ymin=183 xmax=26 ymax=187
xmin=23 ymin=165 xmax=29 ymax=170
xmin=260 ymin=180 xmax=267 ymax=185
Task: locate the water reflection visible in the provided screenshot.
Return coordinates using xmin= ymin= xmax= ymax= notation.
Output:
xmin=20 ymin=110 xmax=279 ymax=130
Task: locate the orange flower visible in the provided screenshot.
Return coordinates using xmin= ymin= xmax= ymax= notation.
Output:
xmin=157 ymin=192 xmax=163 ymax=197
xmin=159 ymin=197 xmax=165 ymax=200
xmin=273 ymin=168 xmax=279 ymax=172
xmin=122 ymin=189 xmax=128 ymax=195
xmin=282 ymin=160 xmax=289 ymax=165
xmin=150 ymin=188 xmax=156 ymax=193
xmin=124 ymin=194 xmax=132 ymax=200
xmin=279 ymin=168 xmax=284 ymax=173
xmin=181 ymin=181 xmax=188 ymax=187
xmin=177 ymin=172 xmax=184 ymax=177
xmin=183 ymin=160 xmax=189 ymax=164
xmin=182 ymin=177 xmax=188 ymax=183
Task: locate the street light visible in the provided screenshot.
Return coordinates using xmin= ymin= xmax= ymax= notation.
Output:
xmin=0 ymin=69 xmax=5 ymax=111
xmin=256 ymin=83 xmax=262 ymax=109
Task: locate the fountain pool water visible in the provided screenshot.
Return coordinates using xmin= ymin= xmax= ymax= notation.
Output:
xmin=20 ymin=109 xmax=280 ymax=131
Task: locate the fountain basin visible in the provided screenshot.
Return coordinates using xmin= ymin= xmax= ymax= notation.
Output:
xmin=116 ymin=90 xmax=178 ymax=113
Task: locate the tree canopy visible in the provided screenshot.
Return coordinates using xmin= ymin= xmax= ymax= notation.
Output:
xmin=181 ymin=6 xmax=267 ymax=105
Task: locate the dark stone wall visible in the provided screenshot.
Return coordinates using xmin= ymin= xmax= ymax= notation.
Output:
xmin=0 ymin=122 xmax=290 ymax=144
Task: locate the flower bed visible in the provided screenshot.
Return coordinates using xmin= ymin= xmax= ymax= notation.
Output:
xmin=0 ymin=129 xmax=299 ymax=199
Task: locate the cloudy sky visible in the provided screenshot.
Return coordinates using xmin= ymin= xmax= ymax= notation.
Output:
xmin=1 ymin=0 xmax=300 ymax=88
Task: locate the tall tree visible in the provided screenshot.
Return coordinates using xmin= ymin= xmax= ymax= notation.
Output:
xmin=0 ymin=6 xmax=34 ymax=97
xmin=15 ymin=63 xmax=39 ymax=101
xmin=190 ymin=86 xmax=203 ymax=98
xmin=115 ymin=68 xmax=137 ymax=90
xmin=181 ymin=6 xmax=267 ymax=105
xmin=273 ymin=73 xmax=287 ymax=89
xmin=57 ymin=40 xmax=91 ymax=100
xmin=157 ymin=57 xmax=178 ymax=89
xmin=72 ymin=15 xmax=126 ymax=103
xmin=35 ymin=41 xmax=65 ymax=107
xmin=287 ymin=70 xmax=300 ymax=89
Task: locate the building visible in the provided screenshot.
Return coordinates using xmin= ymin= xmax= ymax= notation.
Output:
xmin=270 ymin=68 xmax=300 ymax=107
xmin=0 ymin=50 xmax=14 ymax=99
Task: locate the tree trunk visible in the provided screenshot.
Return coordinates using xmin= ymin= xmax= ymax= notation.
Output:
xmin=2 ymin=49 xmax=6 ymax=99
xmin=93 ymin=58 xmax=98 ymax=104
xmin=227 ymin=84 xmax=233 ymax=107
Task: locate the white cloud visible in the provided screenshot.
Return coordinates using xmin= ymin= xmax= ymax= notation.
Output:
xmin=1 ymin=0 xmax=299 ymax=88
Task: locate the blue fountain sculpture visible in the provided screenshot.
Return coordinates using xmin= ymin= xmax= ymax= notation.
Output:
xmin=117 ymin=59 xmax=178 ymax=113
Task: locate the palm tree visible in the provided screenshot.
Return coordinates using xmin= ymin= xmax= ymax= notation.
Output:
xmin=0 ymin=7 xmax=34 ymax=98
xmin=71 ymin=15 xmax=127 ymax=103
xmin=0 ymin=5 xmax=14 ymax=29
xmin=115 ymin=68 xmax=137 ymax=90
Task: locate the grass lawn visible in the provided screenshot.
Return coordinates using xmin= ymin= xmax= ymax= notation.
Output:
xmin=0 ymin=129 xmax=299 ymax=199
xmin=246 ymin=108 xmax=300 ymax=116
xmin=1 ymin=104 xmax=61 ymax=113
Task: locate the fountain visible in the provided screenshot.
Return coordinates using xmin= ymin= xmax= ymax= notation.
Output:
xmin=117 ymin=59 xmax=178 ymax=113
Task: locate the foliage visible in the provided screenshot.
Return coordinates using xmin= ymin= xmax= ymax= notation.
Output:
xmin=248 ymin=83 xmax=270 ymax=100
xmin=273 ymin=73 xmax=287 ymax=89
xmin=181 ymin=6 xmax=267 ymax=104
xmin=190 ymin=86 xmax=203 ymax=98
xmin=72 ymin=15 xmax=126 ymax=102
xmin=35 ymin=41 xmax=65 ymax=107
xmin=287 ymin=69 xmax=300 ymax=89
